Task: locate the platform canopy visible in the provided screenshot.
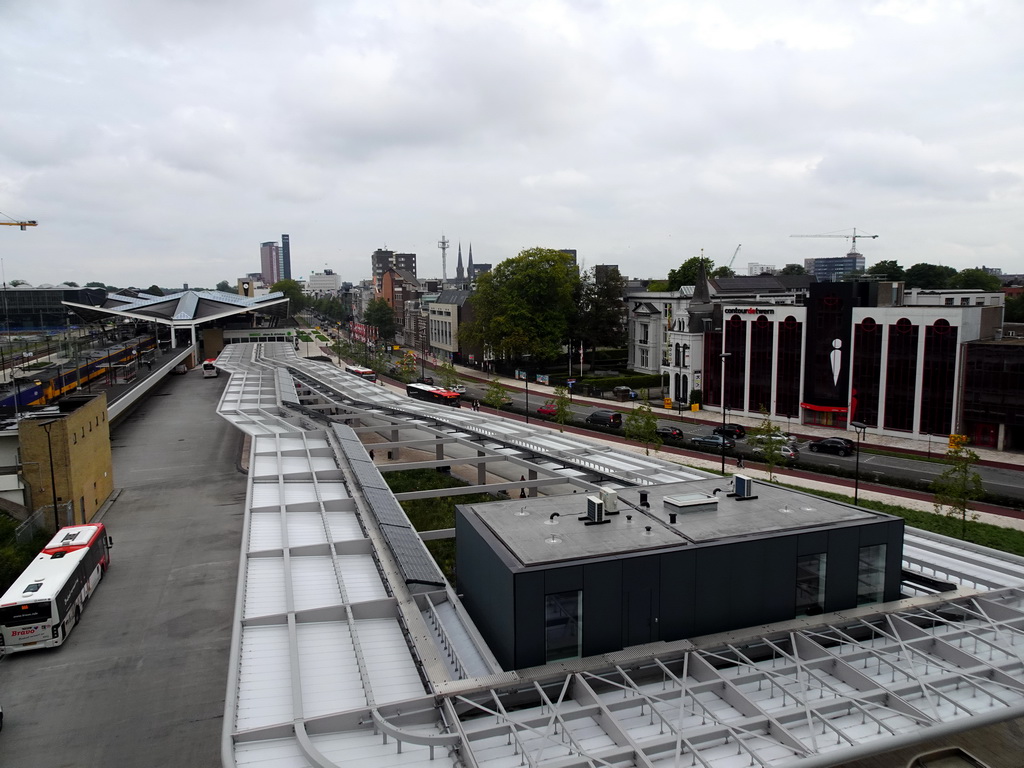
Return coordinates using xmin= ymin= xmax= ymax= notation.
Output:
xmin=63 ymin=288 xmax=289 ymax=327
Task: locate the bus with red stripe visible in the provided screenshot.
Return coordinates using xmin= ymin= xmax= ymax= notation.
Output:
xmin=0 ymin=524 xmax=113 ymax=654
xmin=405 ymin=382 xmax=462 ymax=407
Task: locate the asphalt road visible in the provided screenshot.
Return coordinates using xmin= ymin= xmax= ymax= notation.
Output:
xmin=0 ymin=369 xmax=245 ymax=768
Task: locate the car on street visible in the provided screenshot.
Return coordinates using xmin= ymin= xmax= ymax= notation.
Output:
xmin=612 ymin=385 xmax=639 ymax=400
xmin=450 ymin=384 xmax=467 ymax=394
xmin=655 ymin=425 xmax=684 ymax=439
xmin=171 ymin=363 xmax=188 ymax=375
xmin=713 ymin=423 xmax=746 ymax=439
xmin=692 ymin=434 xmax=735 ymax=449
xmin=753 ymin=444 xmax=800 ymax=461
xmin=537 ymin=402 xmax=558 ymax=417
xmin=415 ymin=376 xmax=434 ymax=385
xmin=585 ymin=409 xmax=623 ymax=428
xmin=808 ymin=438 xmax=856 ymax=456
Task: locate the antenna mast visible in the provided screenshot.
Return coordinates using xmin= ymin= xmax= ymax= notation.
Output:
xmin=438 ymin=234 xmax=450 ymax=281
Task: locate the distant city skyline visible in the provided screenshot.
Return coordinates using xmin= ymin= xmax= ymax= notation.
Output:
xmin=2 ymin=2 xmax=1021 ymax=288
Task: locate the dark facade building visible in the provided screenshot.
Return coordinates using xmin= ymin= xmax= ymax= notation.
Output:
xmin=371 ymin=248 xmax=417 ymax=283
xmin=804 ymin=251 xmax=866 ymax=282
xmin=961 ymin=338 xmax=1024 ymax=450
xmin=457 ymin=478 xmax=904 ymax=670
xmin=280 ymin=234 xmax=291 ymax=280
xmin=1 ymin=285 xmax=106 ymax=330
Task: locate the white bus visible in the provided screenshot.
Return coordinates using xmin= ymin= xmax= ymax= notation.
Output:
xmin=344 ymin=365 xmax=377 ymax=382
xmin=0 ymin=524 xmax=113 ymax=654
xmin=202 ymin=358 xmax=219 ymax=378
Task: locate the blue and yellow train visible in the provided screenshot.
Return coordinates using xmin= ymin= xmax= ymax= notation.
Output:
xmin=0 ymin=335 xmax=156 ymax=411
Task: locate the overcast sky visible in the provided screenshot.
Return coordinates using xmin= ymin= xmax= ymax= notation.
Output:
xmin=1 ymin=0 xmax=1021 ymax=290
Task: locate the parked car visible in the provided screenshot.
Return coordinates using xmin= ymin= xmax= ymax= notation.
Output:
xmin=713 ymin=423 xmax=747 ymax=439
xmin=415 ymin=375 xmax=434 ymax=385
xmin=758 ymin=432 xmax=797 ymax=445
xmin=692 ymin=434 xmax=735 ymax=449
xmin=753 ymin=444 xmax=800 ymax=461
xmin=171 ymin=363 xmax=188 ymax=375
xmin=612 ymin=386 xmax=639 ymax=400
xmin=585 ymin=409 xmax=623 ymax=428
xmin=537 ymin=402 xmax=558 ymax=417
xmin=808 ymin=438 xmax=855 ymax=456
xmin=655 ymin=425 xmax=683 ymax=439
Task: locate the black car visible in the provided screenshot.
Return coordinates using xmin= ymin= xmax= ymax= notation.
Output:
xmin=415 ymin=375 xmax=434 ymax=385
xmin=713 ymin=423 xmax=746 ymax=439
xmin=692 ymin=434 xmax=735 ymax=449
xmin=585 ymin=410 xmax=623 ymax=428
xmin=808 ymin=438 xmax=856 ymax=456
xmin=655 ymin=425 xmax=683 ymax=439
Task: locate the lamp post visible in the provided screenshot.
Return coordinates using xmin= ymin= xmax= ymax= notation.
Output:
xmin=851 ymin=421 xmax=867 ymax=504
xmin=41 ymin=420 xmax=60 ymax=531
xmin=720 ymin=352 xmax=731 ymax=473
xmin=522 ymin=354 xmax=531 ymax=424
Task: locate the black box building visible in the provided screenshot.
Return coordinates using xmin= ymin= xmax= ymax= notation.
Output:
xmin=456 ymin=478 xmax=904 ymax=670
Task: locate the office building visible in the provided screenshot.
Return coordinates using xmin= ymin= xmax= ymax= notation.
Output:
xmin=804 ymin=252 xmax=866 ymax=282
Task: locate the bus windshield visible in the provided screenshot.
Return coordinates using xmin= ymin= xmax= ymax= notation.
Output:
xmin=0 ymin=601 xmax=52 ymax=626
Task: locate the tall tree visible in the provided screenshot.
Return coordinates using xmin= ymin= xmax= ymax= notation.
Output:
xmin=932 ymin=434 xmax=983 ymax=540
xmin=1005 ymin=294 xmax=1024 ymax=323
xmin=624 ymin=402 xmax=661 ymax=455
xmin=363 ymin=297 xmax=397 ymax=342
xmin=461 ymin=247 xmax=580 ymax=363
xmin=711 ymin=265 xmax=735 ymax=279
xmin=574 ymin=265 xmax=627 ymax=368
xmin=904 ymin=263 xmax=956 ymax=289
xmin=667 ymin=256 xmax=714 ymax=290
xmin=865 ymin=260 xmax=905 ymax=281
xmin=216 ymin=280 xmax=232 ymax=293
xmin=747 ymin=408 xmax=786 ymax=482
xmin=270 ymin=279 xmax=305 ymax=312
xmin=779 ymin=264 xmax=807 ymax=275
xmin=949 ymin=268 xmax=1002 ymax=292
xmin=145 ymin=284 xmax=164 ymax=296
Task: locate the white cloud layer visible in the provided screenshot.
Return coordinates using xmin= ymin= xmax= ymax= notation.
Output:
xmin=0 ymin=0 xmax=1021 ymax=287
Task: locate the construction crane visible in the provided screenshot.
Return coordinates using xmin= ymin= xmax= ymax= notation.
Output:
xmin=0 ymin=212 xmax=37 ymax=231
xmin=726 ymin=244 xmax=741 ymax=271
xmin=790 ymin=228 xmax=877 ymax=253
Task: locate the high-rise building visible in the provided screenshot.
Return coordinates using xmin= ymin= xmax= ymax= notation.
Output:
xmin=371 ymin=249 xmax=417 ymax=283
xmin=260 ymin=241 xmax=280 ymax=285
xmin=804 ymin=251 xmax=865 ymax=282
xmin=280 ymin=234 xmax=291 ymax=281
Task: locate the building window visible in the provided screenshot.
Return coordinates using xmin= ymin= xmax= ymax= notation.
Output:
xmin=857 ymin=544 xmax=887 ymax=605
xmin=795 ymin=553 xmax=827 ymax=616
xmin=545 ymin=590 xmax=582 ymax=662
xmin=960 ymin=297 xmax=970 ymax=306
xmin=640 ymin=323 xmax=649 ymax=344
xmin=945 ymin=297 xmax=954 ymax=306
xmin=640 ymin=348 xmax=649 ymax=368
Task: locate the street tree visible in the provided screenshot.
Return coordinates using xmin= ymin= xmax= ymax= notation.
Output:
xmin=270 ymin=279 xmax=306 ymax=313
xmin=574 ymin=265 xmax=627 ymax=372
xmin=363 ymin=297 xmax=397 ymax=342
xmin=904 ymin=263 xmax=956 ymax=289
xmin=865 ymin=260 xmax=905 ymax=281
xmin=483 ymin=377 xmax=511 ymax=410
xmin=624 ymin=402 xmax=661 ymax=455
xmin=667 ymin=256 xmax=714 ymax=290
xmin=779 ymin=264 xmax=807 ymax=275
xmin=548 ymin=385 xmax=573 ymax=432
xmin=461 ymin=247 xmax=580 ymax=364
xmin=437 ymin=360 xmax=461 ymax=390
xmin=949 ymin=268 xmax=1001 ymax=292
xmin=747 ymin=408 xmax=786 ymax=481
xmin=932 ymin=434 xmax=983 ymax=540
xmin=395 ymin=352 xmax=417 ymax=383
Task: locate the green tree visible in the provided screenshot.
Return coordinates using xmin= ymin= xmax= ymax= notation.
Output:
xmin=711 ymin=265 xmax=736 ymax=279
xmin=667 ymin=256 xmax=714 ymax=291
xmin=546 ymin=385 xmax=574 ymax=432
xmin=461 ymin=247 xmax=580 ymax=363
xmin=747 ymin=408 xmax=786 ymax=481
xmin=689 ymin=388 xmax=703 ymax=407
xmin=62 ymin=280 xmax=79 ymax=287
xmin=779 ymin=264 xmax=807 ymax=275
xmin=865 ymin=260 xmax=905 ymax=281
xmin=932 ymin=434 xmax=983 ymax=540
xmin=574 ymin=265 xmax=627 ymax=371
xmin=904 ymin=263 xmax=956 ymax=289
xmin=145 ymin=284 xmax=164 ymax=296
xmin=363 ymin=297 xmax=397 ymax=342
xmin=216 ymin=280 xmax=233 ymax=293
xmin=437 ymin=360 xmax=461 ymax=389
xmin=624 ymin=402 xmax=661 ymax=455
xmin=1005 ymin=294 xmax=1024 ymax=323
xmin=949 ymin=268 xmax=1002 ymax=292
xmin=483 ymin=377 xmax=511 ymax=410
xmin=270 ymin=279 xmax=305 ymax=313
xmin=85 ymin=281 xmax=107 ymax=288
xmin=8 ymin=279 xmax=27 ymax=287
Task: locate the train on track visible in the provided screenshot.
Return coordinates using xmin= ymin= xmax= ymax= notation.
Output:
xmin=0 ymin=335 xmax=156 ymax=411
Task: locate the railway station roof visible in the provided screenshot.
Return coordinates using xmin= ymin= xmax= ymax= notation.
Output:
xmin=62 ymin=288 xmax=289 ymax=327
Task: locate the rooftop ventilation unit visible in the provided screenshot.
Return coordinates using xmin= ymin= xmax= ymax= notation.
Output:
xmin=599 ymin=488 xmax=619 ymax=514
xmin=733 ymin=475 xmax=757 ymax=500
xmin=581 ymin=495 xmax=610 ymax=526
xmin=664 ymin=493 xmax=719 ymax=514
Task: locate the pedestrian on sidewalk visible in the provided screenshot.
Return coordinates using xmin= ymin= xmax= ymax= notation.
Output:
xmin=736 ymin=456 xmax=744 ymax=469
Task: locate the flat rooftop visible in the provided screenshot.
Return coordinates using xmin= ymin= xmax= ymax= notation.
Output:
xmin=469 ymin=476 xmax=882 ymax=566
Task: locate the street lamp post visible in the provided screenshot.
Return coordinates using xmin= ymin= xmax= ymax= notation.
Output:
xmin=851 ymin=421 xmax=867 ymax=504
xmin=522 ymin=354 xmax=531 ymax=424
xmin=720 ymin=352 xmax=731 ymax=473
xmin=41 ymin=420 xmax=60 ymax=531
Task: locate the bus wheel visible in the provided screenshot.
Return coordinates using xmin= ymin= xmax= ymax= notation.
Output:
xmin=74 ymin=607 xmax=81 ymax=626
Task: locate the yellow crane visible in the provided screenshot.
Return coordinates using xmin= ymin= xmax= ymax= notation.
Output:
xmin=790 ymin=228 xmax=877 ymax=253
xmin=0 ymin=216 xmax=38 ymax=230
